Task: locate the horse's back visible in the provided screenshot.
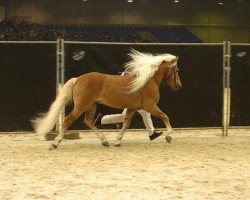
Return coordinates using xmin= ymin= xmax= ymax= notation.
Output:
xmin=73 ymin=72 xmax=141 ymax=109
xmin=76 ymin=72 xmax=130 ymax=90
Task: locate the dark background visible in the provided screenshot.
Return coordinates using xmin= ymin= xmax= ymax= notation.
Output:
xmin=64 ymin=44 xmax=223 ymax=130
xmin=1 ymin=43 xmax=249 ymax=131
xmin=0 ymin=43 xmax=56 ymax=131
xmin=231 ymin=45 xmax=250 ymax=126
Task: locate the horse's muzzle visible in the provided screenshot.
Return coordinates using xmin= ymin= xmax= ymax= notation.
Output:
xmin=173 ymin=82 xmax=182 ymax=91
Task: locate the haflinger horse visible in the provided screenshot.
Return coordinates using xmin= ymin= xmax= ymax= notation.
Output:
xmin=32 ymin=49 xmax=182 ymax=150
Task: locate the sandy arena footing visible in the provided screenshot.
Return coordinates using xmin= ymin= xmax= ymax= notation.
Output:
xmin=0 ymin=128 xmax=249 ymax=200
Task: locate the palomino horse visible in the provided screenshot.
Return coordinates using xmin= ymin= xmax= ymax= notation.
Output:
xmin=32 ymin=49 xmax=182 ymax=149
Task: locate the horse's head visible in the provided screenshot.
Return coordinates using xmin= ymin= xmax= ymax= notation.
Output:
xmin=163 ymin=57 xmax=182 ymax=91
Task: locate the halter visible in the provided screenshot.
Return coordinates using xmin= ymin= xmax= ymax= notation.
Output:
xmin=163 ymin=63 xmax=179 ymax=88
xmin=172 ymin=64 xmax=179 ymax=87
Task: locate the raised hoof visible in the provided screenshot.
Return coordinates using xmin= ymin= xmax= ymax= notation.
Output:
xmin=101 ymin=141 xmax=110 ymax=147
xmin=48 ymin=143 xmax=58 ymax=151
xmin=165 ymin=136 xmax=172 ymax=143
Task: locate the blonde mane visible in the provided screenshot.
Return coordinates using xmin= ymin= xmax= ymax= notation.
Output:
xmin=125 ymin=49 xmax=177 ymax=93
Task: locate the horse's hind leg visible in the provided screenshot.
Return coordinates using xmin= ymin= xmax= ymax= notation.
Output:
xmin=146 ymin=105 xmax=173 ymax=143
xmin=50 ymin=108 xmax=83 ymax=150
xmin=115 ymin=109 xmax=136 ymax=147
xmin=84 ymin=103 xmax=109 ymax=146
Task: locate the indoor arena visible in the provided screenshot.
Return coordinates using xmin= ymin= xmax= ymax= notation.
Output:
xmin=0 ymin=0 xmax=249 ymax=200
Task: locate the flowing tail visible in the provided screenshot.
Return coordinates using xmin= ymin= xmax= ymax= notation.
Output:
xmin=31 ymin=78 xmax=77 ymax=135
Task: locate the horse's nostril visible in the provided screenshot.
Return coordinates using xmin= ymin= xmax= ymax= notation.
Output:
xmin=174 ymin=83 xmax=182 ymax=90
xmin=174 ymin=83 xmax=180 ymax=88
xmin=177 ymin=82 xmax=182 ymax=88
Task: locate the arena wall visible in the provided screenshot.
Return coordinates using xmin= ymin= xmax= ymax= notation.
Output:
xmin=0 ymin=42 xmax=56 ymax=131
xmin=3 ymin=0 xmax=250 ymax=43
xmin=63 ymin=43 xmax=224 ymax=130
xmin=0 ymin=42 xmax=249 ymax=131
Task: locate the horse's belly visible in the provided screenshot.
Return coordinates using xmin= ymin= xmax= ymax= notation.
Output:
xmin=97 ymin=96 xmax=140 ymax=110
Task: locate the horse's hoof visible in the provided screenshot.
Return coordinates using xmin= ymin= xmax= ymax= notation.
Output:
xmin=165 ymin=136 xmax=172 ymax=143
xmin=48 ymin=143 xmax=57 ymax=151
xmin=102 ymin=141 xmax=110 ymax=147
xmin=114 ymin=143 xmax=121 ymax=147
xmin=114 ymin=140 xmax=122 ymax=147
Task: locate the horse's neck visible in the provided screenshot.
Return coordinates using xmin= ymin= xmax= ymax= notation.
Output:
xmin=153 ymin=64 xmax=167 ymax=87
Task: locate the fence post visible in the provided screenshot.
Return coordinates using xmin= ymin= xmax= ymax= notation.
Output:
xmin=56 ymin=39 xmax=65 ymax=133
xmin=222 ymin=41 xmax=231 ymax=136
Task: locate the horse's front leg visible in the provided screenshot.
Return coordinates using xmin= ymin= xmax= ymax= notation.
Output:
xmin=115 ymin=109 xmax=136 ymax=147
xmin=146 ymin=105 xmax=173 ymax=143
xmin=84 ymin=104 xmax=109 ymax=147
